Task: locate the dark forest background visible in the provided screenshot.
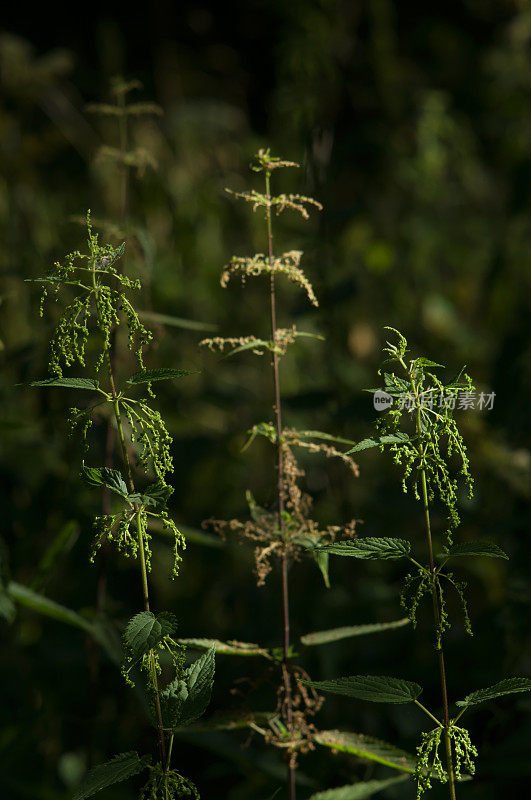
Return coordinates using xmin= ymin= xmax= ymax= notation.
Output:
xmin=1 ymin=1 xmax=531 ymax=798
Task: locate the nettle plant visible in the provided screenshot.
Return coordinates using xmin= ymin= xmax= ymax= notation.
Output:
xmin=306 ymin=328 xmax=531 ymax=798
xmin=198 ymin=150 xmax=415 ymax=800
xmin=27 ymin=216 xmax=214 ymax=800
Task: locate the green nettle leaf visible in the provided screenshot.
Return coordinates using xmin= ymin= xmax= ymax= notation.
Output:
xmin=128 ymin=480 xmax=173 ymax=509
xmin=127 ymin=368 xmax=200 ymax=384
xmin=26 ymin=377 xmax=100 ymax=390
xmin=412 ymin=357 xmax=445 ymax=369
xmin=309 ymin=775 xmax=409 ymax=800
xmin=125 ymin=611 xmax=177 ymax=661
xmin=301 ymin=618 xmax=410 ymax=646
xmin=171 ymin=645 xmax=216 ymax=728
xmin=73 ymin=751 xmax=150 ymax=800
xmin=456 ymin=677 xmax=531 ymax=707
xmin=303 ymin=675 xmax=422 ymax=704
xmin=346 ymin=433 xmax=411 ymax=454
xmin=316 ymin=538 xmax=410 ymax=560
xmin=437 ymin=541 xmax=509 ymax=560
xmin=315 ymin=730 xmax=417 ymax=773
xmin=81 ymin=466 xmax=128 ymax=497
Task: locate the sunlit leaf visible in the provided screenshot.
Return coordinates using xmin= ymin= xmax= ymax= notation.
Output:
xmin=316 ymin=538 xmax=410 ymax=560
xmin=127 ymin=368 xmax=200 ymax=384
xmin=26 ymin=377 xmax=100 ymax=390
xmin=457 ymin=677 xmax=531 ymax=707
xmin=437 ymin=542 xmax=508 ymax=560
xmin=303 ymin=675 xmax=422 ymax=703
xmin=315 ymin=730 xmax=417 ymax=773
xmin=301 ymin=618 xmax=410 ymax=646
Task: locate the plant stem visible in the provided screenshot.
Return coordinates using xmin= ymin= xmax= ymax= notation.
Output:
xmin=414 ymin=699 xmax=443 ymax=728
xmin=415 ymin=399 xmax=456 ymax=800
xmin=91 ymin=260 xmax=167 ymax=765
xmin=110 ymin=392 xmax=167 ymax=765
xmin=265 ymin=170 xmax=296 ymax=800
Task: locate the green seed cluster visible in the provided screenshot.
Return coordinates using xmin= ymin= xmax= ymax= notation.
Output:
xmin=415 ymin=724 xmax=477 ymax=798
xmin=376 ymin=329 xmax=474 ymax=545
xmin=38 ymin=212 xmax=151 ymax=378
xmin=140 ymin=765 xmax=199 ymax=800
xmin=90 ymin=508 xmax=139 ymax=565
xmin=121 ymin=400 xmax=173 ymax=480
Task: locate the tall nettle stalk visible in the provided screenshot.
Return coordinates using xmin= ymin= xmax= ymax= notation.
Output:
xmin=306 ymin=328 xmax=531 ymax=799
xmin=201 ymin=149 xmax=359 ymax=799
xmin=27 ymin=216 xmax=215 ymax=800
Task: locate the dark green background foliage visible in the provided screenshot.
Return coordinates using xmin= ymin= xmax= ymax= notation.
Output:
xmin=1 ymin=1 xmax=530 ymax=798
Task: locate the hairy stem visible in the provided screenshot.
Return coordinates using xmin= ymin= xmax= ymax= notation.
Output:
xmin=415 ymin=400 xmax=456 ymax=800
xmin=265 ymin=170 xmax=296 ymax=800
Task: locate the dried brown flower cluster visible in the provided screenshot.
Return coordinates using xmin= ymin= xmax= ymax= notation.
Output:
xmin=227 ymin=188 xmax=323 ymax=220
xmin=219 ymin=251 xmax=318 ymax=307
xmin=200 ymin=325 xmax=302 ymax=357
xmin=204 ymin=439 xmax=358 ymax=586
xmin=250 ymin=665 xmax=324 ymax=766
xmin=283 ymin=429 xmax=360 ymax=477
xmin=199 ymin=334 xmax=266 ymax=354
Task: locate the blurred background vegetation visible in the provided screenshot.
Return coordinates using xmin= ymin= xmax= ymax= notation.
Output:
xmin=1 ymin=1 xmax=531 ymax=798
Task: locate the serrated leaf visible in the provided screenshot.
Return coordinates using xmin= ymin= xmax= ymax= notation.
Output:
xmin=315 ymin=730 xmax=417 ymax=773
xmin=301 ymin=618 xmax=410 ymax=646
xmin=127 ymin=368 xmax=200 ymax=384
xmin=456 ymin=677 xmax=531 ymax=707
xmin=127 ymin=480 xmax=173 ymax=509
xmin=125 ymin=611 xmax=177 ymax=661
xmin=73 ymin=751 xmax=150 ymax=800
xmin=346 ymin=433 xmax=410 ymax=454
xmin=26 ymin=377 xmax=100 ymax=390
xmin=309 ymin=775 xmax=409 ymax=800
xmin=177 ymin=637 xmax=271 ymax=659
xmin=437 ymin=541 xmax=508 ymax=560
xmin=173 ymin=645 xmax=216 ymax=728
xmin=316 ymin=538 xmax=410 ymax=560
xmin=412 ymin=357 xmax=445 ymax=369
xmin=81 ymin=466 xmax=128 ymax=497
xmin=303 ymin=675 xmax=422 ymax=704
